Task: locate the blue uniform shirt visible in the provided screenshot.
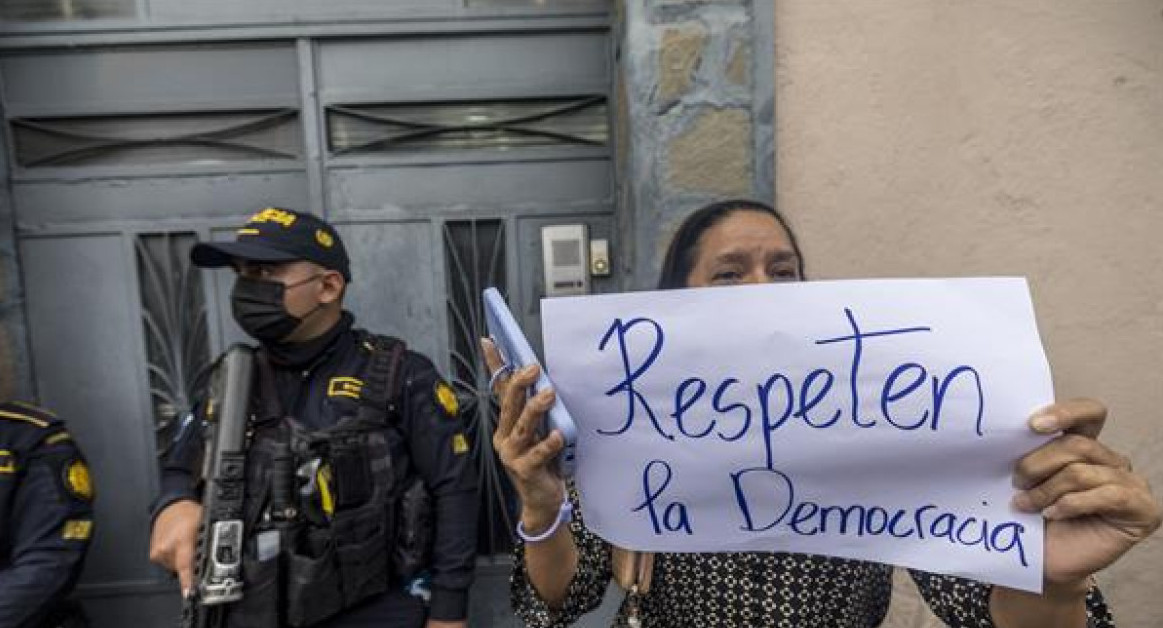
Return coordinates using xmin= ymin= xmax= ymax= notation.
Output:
xmin=0 ymin=401 xmax=95 ymax=628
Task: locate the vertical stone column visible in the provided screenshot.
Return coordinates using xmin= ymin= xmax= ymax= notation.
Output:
xmin=614 ymin=0 xmax=774 ymax=289
xmin=0 ymin=103 xmax=31 ymax=400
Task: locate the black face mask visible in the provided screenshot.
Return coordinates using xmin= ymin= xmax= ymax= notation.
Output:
xmin=230 ymin=275 xmax=322 ymax=344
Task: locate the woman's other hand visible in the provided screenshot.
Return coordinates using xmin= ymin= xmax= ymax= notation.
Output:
xmin=1011 ymin=398 xmax=1161 ymax=588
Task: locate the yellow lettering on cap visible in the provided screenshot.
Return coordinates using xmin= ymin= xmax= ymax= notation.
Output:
xmin=316 ymin=229 xmax=334 ymax=248
xmin=247 ymin=208 xmax=297 ymax=228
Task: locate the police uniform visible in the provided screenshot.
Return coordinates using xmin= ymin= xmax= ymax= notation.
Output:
xmin=151 ymin=208 xmax=477 ymax=627
xmin=0 ymin=401 xmax=95 ymax=628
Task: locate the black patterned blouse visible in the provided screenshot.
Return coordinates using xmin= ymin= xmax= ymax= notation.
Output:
xmin=511 ymin=489 xmax=1116 ymax=628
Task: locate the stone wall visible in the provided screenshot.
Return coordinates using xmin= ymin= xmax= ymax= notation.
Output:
xmin=616 ymin=0 xmax=774 ymax=289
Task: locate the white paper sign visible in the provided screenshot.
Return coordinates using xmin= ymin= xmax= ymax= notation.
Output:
xmin=542 ymin=278 xmax=1052 ymax=592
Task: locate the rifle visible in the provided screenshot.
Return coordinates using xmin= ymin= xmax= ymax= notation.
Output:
xmin=180 ymin=345 xmax=255 ymax=628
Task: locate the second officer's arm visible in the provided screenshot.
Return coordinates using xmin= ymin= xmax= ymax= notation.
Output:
xmin=148 ymin=409 xmax=206 ymax=591
xmin=0 ymin=435 xmax=94 ymax=627
xmin=152 ymin=410 xmax=205 ymax=514
xmin=402 ymin=354 xmax=479 ymax=623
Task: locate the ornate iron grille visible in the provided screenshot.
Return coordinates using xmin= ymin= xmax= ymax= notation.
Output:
xmin=10 ymin=109 xmax=301 ymax=168
xmin=327 ymin=96 xmax=608 ymax=155
xmin=442 ymin=218 xmax=518 ymax=555
xmin=135 ymin=233 xmax=211 ymax=460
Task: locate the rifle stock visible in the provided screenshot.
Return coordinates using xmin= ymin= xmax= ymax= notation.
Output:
xmin=181 ymin=345 xmax=255 ymax=628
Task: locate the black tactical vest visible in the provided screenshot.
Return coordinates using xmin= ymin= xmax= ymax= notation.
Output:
xmin=226 ymin=334 xmax=419 ymax=628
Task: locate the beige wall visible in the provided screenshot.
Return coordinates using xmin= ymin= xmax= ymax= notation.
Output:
xmin=773 ymin=1 xmax=1163 ymax=627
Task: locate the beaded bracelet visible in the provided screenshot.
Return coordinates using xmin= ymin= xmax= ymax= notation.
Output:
xmin=516 ymin=494 xmax=574 ymax=543
xmin=488 ymin=363 xmax=514 ymax=391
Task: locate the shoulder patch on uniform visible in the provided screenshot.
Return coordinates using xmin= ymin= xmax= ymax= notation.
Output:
xmin=0 ymin=450 xmax=16 ymax=474
xmin=64 ymin=459 xmax=94 ymax=500
xmin=328 ymin=376 xmax=364 ymax=399
xmin=451 ymin=433 xmax=470 ymax=455
xmin=62 ymin=520 xmax=93 ymax=541
xmin=434 ymin=381 xmax=459 ymax=418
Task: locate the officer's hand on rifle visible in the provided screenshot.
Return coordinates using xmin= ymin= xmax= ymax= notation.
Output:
xmin=149 ymin=499 xmax=203 ymax=595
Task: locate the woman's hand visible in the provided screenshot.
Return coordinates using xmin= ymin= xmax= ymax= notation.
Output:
xmin=1011 ymin=398 xmax=1161 ymax=588
xmin=482 ymin=338 xmax=581 ymax=608
xmin=482 ymin=338 xmax=566 ymax=532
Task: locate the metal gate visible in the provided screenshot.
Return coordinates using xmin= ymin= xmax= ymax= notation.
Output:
xmin=1 ymin=6 xmax=622 ymax=624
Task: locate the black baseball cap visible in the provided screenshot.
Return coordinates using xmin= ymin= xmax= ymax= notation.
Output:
xmin=191 ymin=207 xmax=351 ymax=281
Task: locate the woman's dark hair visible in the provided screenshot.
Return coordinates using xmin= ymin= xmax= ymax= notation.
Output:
xmin=657 ymin=199 xmax=805 ymax=290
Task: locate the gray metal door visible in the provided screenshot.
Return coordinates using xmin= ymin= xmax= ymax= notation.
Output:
xmin=2 ymin=21 xmax=620 ymax=626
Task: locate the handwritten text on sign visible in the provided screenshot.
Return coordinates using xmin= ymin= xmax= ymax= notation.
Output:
xmin=542 ymin=278 xmax=1052 ymax=592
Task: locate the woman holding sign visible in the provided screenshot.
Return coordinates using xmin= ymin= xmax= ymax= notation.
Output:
xmin=484 ymin=199 xmax=1161 ymax=628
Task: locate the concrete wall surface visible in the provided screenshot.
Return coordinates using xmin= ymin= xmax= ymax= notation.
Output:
xmin=774 ymin=2 xmax=1163 ymax=627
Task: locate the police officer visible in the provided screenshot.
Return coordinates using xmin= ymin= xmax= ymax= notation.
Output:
xmin=0 ymin=400 xmax=95 ymax=628
xmin=148 ymin=208 xmax=477 ymax=628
